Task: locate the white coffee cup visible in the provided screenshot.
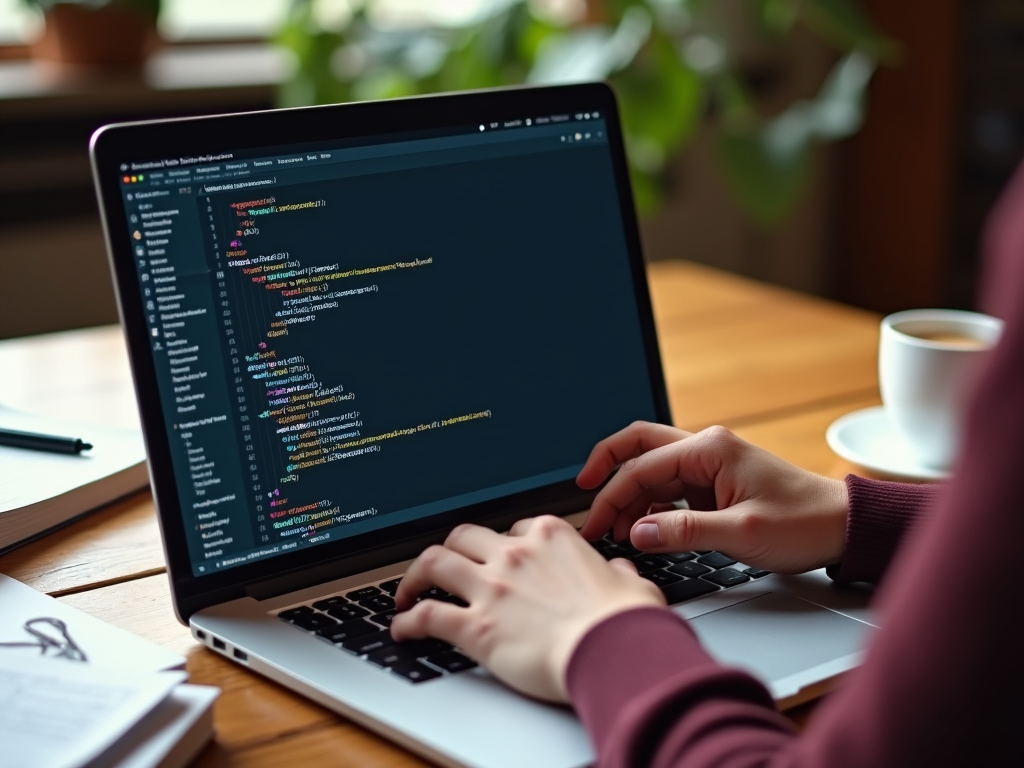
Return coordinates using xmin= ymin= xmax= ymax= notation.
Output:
xmin=879 ymin=309 xmax=1003 ymax=470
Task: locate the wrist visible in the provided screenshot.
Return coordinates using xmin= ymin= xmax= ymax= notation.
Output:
xmin=823 ymin=477 xmax=850 ymax=565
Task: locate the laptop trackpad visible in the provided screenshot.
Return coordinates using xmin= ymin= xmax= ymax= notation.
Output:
xmin=685 ymin=591 xmax=871 ymax=686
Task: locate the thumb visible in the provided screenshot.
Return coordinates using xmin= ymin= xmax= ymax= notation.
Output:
xmin=630 ymin=508 xmax=734 ymax=553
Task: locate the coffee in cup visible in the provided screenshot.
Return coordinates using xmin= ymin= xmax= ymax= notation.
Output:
xmin=879 ymin=309 xmax=1002 ymax=470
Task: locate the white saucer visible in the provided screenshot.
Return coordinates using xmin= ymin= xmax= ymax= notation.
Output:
xmin=825 ymin=406 xmax=950 ymax=481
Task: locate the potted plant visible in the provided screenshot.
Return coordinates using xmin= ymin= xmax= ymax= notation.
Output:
xmin=276 ymin=0 xmax=893 ymax=227
xmin=25 ymin=0 xmax=161 ymax=69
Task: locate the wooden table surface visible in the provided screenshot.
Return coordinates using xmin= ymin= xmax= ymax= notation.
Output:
xmin=0 ymin=260 xmax=882 ymax=766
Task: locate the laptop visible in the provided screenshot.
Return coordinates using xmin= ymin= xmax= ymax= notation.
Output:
xmin=90 ymin=83 xmax=875 ymax=768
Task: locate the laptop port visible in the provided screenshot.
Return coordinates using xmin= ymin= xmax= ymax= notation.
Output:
xmin=233 ymin=648 xmax=248 ymax=662
xmin=196 ymin=629 xmax=206 ymax=640
xmin=212 ymin=637 xmax=226 ymax=651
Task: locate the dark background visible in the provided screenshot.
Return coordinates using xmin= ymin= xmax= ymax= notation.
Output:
xmin=212 ymin=145 xmax=658 ymax=544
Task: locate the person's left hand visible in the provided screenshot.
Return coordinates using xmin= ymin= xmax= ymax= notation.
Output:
xmin=391 ymin=516 xmax=665 ymax=703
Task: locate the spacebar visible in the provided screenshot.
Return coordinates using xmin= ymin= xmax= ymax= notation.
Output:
xmin=661 ymin=578 xmax=718 ymax=605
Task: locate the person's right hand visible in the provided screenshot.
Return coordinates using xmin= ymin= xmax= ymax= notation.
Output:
xmin=577 ymin=422 xmax=849 ymax=574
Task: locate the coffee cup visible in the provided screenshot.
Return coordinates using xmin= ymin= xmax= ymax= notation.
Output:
xmin=879 ymin=309 xmax=1003 ymax=470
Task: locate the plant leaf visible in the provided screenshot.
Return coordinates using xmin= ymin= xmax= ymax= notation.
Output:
xmin=717 ymin=127 xmax=812 ymax=228
xmin=528 ymin=6 xmax=651 ymax=83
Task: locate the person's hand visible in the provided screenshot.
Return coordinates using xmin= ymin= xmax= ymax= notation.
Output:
xmin=391 ymin=516 xmax=664 ymax=703
xmin=577 ymin=422 xmax=849 ymax=574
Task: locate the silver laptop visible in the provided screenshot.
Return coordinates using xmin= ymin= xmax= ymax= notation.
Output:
xmin=90 ymin=83 xmax=875 ymax=768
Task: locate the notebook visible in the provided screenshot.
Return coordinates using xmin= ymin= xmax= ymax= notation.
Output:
xmin=90 ymin=83 xmax=875 ymax=768
xmin=0 ymin=404 xmax=148 ymax=554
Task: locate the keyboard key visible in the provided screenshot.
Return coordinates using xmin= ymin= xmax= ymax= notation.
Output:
xmin=588 ymin=538 xmax=612 ymax=551
xmin=341 ymin=629 xmax=396 ymax=655
xmin=743 ymin=567 xmax=772 ymax=579
xmin=326 ymin=603 xmax=370 ymax=621
xmin=425 ymin=650 xmax=477 ymax=673
xmin=292 ymin=613 xmax=339 ymax=632
xmin=642 ymin=570 xmax=683 ymax=588
xmin=312 ymin=596 xmax=348 ymax=611
xmin=667 ymin=561 xmax=711 ymax=578
xmin=419 ymin=587 xmax=450 ymax=600
xmin=370 ymin=611 xmax=397 ymax=628
xmin=630 ymin=554 xmax=671 ymax=573
xmin=602 ymin=545 xmax=634 ymax=560
xmin=316 ymin=619 xmax=376 ymax=643
xmin=390 ymin=660 xmax=443 ymax=683
xmin=346 ymin=586 xmax=382 ymax=601
xmin=696 ymin=552 xmax=736 ymax=569
xmin=366 ymin=643 xmax=424 ymax=668
xmin=405 ymin=638 xmax=453 ymax=656
xmin=278 ymin=606 xmax=314 ymax=621
xmin=661 ymin=577 xmax=719 ymax=605
xmin=436 ymin=594 xmax=469 ymax=608
xmin=359 ymin=595 xmax=396 ymax=613
xmin=660 ymin=552 xmax=697 ymax=563
xmin=702 ymin=568 xmax=751 ymax=587
xmin=378 ymin=578 xmax=402 ymax=595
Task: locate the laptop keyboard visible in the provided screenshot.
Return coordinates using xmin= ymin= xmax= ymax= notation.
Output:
xmin=275 ymin=536 xmax=769 ymax=683
xmin=588 ymin=537 xmax=770 ymax=604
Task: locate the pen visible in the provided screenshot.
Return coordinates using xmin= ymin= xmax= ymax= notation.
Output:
xmin=0 ymin=428 xmax=93 ymax=455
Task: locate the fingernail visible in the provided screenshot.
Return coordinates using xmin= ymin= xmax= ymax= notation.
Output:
xmin=633 ymin=522 xmax=661 ymax=549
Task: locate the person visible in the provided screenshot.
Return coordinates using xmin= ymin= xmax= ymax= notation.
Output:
xmin=388 ymin=162 xmax=1024 ymax=767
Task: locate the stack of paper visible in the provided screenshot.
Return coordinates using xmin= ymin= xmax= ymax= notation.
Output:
xmin=0 ymin=656 xmax=217 ymax=768
xmin=0 ymin=574 xmax=218 ymax=768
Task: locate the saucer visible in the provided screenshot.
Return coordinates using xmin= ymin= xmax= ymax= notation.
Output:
xmin=825 ymin=406 xmax=950 ymax=481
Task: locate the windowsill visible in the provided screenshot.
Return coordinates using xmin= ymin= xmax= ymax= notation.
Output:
xmin=0 ymin=43 xmax=291 ymax=112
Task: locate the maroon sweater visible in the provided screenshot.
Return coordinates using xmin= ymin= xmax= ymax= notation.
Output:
xmin=566 ymin=164 xmax=1024 ymax=767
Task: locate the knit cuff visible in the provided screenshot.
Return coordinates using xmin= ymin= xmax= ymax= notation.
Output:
xmin=829 ymin=474 xmax=943 ymax=585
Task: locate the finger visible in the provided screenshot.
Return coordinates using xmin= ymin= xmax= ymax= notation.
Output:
xmin=582 ymin=453 xmax=692 ymax=541
xmin=444 ymin=523 xmax=504 ymax=562
xmin=608 ymin=559 xmax=665 ymax=603
xmin=587 ymin=429 xmax=737 ymax=541
xmin=607 ymin=479 xmax=689 ymax=541
xmin=390 ymin=597 xmax=468 ymax=646
xmin=576 ymin=422 xmax=690 ymax=490
xmin=630 ymin=504 xmax=752 ymax=554
xmin=608 ymin=557 xmax=639 ymax=576
xmin=507 ymin=517 xmax=537 ymax=537
xmin=394 ymin=545 xmax=480 ymax=610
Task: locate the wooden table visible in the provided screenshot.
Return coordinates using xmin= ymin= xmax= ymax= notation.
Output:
xmin=0 ymin=260 xmax=882 ymax=766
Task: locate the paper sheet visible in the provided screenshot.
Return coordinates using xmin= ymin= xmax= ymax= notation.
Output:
xmin=0 ymin=654 xmax=186 ymax=768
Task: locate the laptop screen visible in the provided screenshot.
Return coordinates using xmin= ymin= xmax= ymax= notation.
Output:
xmin=102 ymin=91 xmax=662 ymax=581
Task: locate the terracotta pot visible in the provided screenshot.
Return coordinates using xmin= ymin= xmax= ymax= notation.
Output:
xmin=31 ymin=3 xmax=158 ymax=69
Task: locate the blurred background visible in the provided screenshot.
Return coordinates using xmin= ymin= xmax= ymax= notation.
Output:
xmin=1 ymin=0 xmax=1022 ymax=339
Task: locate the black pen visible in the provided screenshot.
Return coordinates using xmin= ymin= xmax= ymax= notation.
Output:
xmin=0 ymin=428 xmax=93 ymax=455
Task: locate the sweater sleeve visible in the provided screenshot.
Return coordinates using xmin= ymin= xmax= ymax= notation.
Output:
xmin=567 ymin=608 xmax=797 ymax=768
xmin=566 ymin=160 xmax=1024 ymax=768
xmin=828 ymin=475 xmax=944 ymax=585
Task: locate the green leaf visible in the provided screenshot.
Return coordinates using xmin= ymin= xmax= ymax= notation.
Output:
xmin=717 ymin=127 xmax=812 ymax=228
xmin=801 ymin=0 xmax=898 ymax=61
xmin=758 ymin=0 xmax=799 ymax=36
xmin=527 ymin=6 xmax=652 ymax=84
